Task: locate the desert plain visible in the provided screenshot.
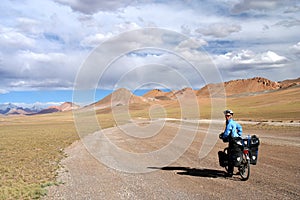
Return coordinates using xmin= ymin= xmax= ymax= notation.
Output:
xmin=0 ymin=77 xmax=299 ymax=199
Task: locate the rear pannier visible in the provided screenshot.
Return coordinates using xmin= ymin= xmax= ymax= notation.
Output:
xmin=243 ymin=135 xmax=260 ymax=165
xmin=249 ymin=135 xmax=260 ymax=164
xmin=230 ymin=138 xmax=243 ymax=167
xmin=250 ymin=135 xmax=260 ymax=147
xmin=249 ymin=146 xmax=259 ymax=165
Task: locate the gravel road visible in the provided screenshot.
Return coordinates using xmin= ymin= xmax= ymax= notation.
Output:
xmin=44 ymin=121 xmax=300 ymax=199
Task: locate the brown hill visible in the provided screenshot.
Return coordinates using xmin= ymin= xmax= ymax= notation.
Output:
xmin=36 ymin=102 xmax=80 ymax=114
xmin=37 ymin=107 xmax=61 ymax=114
xmin=6 ymin=108 xmax=31 ymax=115
xmin=143 ymin=88 xmax=198 ymax=101
xmin=143 ymin=89 xmax=172 ymax=101
xmin=279 ymin=77 xmax=300 ymax=89
xmin=197 ymin=77 xmax=282 ymax=97
xmin=83 ymin=77 xmax=299 ymax=121
xmin=226 ymin=85 xmax=300 ymax=120
xmin=89 ymin=77 xmax=299 ymax=113
xmin=93 ymin=88 xmax=146 ymax=109
xmin=143 ymin=89 xmax=167 ymax=98
xmin=167 ymin=88 xmax=197 ymax=99
xmin=60 ymin=102 xmax=80 ymax=111
xmin=196 ymin=82 xmax=225 ymax=97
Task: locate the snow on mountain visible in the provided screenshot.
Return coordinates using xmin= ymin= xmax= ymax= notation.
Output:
xmin=0 ymin=102 xmax=79 ymax=115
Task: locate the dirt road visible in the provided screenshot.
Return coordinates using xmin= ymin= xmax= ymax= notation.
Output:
xmin=45 ymin=120 xmax=300 ymax=199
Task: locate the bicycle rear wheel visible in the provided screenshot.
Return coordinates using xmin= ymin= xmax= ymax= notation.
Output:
xmin=239 ymin=155 xmax=250 ymax=181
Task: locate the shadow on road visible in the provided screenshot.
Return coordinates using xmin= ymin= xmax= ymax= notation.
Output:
xmin=149 ymin=166 xmax=227 ymax=178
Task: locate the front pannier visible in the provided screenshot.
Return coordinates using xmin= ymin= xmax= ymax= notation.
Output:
xmin=218 ymin=151 xmax=228 ymax=167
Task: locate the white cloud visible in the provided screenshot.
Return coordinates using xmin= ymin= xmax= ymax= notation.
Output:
xmin=0 ymin=89 xmax=9 ymax=94
xmin=0 ymin=0 xmax=299 ymax=95
xmin=19 ymin=51 xmax=66 ymax=63
xmin=196 ymin=23 xmax=241 ymax=38
xmin=9 ymin=79 xmax=74 ymax=89
xmin=0 ymin=26 xmax=35 ymax=49
xmin=274 ymin=19 xmax=300 ymax=28
xmin=176 ymin=38 xmax=208 ymax=50
xmin=80 ymin=33 xmax=113 ymax=47
xmin=215 ymin=50 xmax=288 ymax=67
xmin=54 ymin=0 xmax=134 ymax=14
xmin=260 ymin=51 xmax=288 ymax=63
xmin=16 ymin=17 xmax=41 ymax=34
xmin=284 ymin=5 xmax=300 ymax=13
xmin=290 ymin=42 xmax=300 ymax=54
xmin=231 ymin=0 xmax=280 ymax=14
xmin=80 ymin=22 xmax=141 ymax=48
xmin=115 ymin=22 xmax=141 ymax=32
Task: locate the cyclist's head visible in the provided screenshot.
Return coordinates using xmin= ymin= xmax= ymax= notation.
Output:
xmin=223 ymin=109 xmax=234 ymax=117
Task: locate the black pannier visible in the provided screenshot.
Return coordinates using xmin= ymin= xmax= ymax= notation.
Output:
xmin=232 ymin=151 xmax=243 ymax=167
xmin=218 ymin=151 xmax=228 ymax=167
xmin=230 ymin=137 xmax=243 ymax=167
xmin=249 ymin=146 xmax=259 ymax=165
xmin=250 ymin=135 xmax=260 ymax=147
xmin=248 ymin=135 xmax=260 ymax=165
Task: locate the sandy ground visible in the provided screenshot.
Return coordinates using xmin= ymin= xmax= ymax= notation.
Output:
xmin=44 ymin=120 xmax=300 ymax=200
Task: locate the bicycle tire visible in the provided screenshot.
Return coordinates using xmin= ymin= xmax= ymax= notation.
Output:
xmin=239 ymin=154 xmax=250 ymax=181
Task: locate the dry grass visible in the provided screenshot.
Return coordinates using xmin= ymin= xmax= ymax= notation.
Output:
xmin=0 ymin=113 xmax=78 ymax=200
xmin=226 ymin=87 xmax=300 ymax=121
xmin=0 ymin=86 xmax=299 ymax=199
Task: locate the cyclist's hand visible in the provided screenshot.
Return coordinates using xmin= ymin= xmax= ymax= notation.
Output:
xmin=219 ymin=133 xmax=223 ymax=139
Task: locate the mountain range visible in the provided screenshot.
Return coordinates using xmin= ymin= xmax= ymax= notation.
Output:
xmin=1 ymin=77 xmax=299 ymax=116
xmin=0 ymin=102 xmax=80 ymax=115
xmin=90 ymin=77 xmax=300 ymax=109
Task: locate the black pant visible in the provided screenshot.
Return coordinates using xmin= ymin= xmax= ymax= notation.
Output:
xmin=227 ymin=140 xmax=236 ymax=175
xmin=227 ymin=138 xmax=243 ymax=175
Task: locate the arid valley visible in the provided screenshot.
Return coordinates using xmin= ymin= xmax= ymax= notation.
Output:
xmin=1 ymin=77 xmax=300 ymax=199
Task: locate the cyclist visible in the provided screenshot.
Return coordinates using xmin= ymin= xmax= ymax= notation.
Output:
xmin=220 ymin=109 xmax=243 ymax=177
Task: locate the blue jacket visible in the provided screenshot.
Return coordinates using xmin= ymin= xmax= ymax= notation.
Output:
xmin=222 ymin=119 xmax=243 ymax=140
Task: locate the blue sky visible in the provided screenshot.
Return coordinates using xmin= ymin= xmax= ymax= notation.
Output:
xmin=0 ymin=0 xmax=299 ymax=106
xmin=0 ymin=89 xmax=149 ymax=105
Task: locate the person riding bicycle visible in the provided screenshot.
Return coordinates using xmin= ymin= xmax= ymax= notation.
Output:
xmin=220 ymin=109 xmax=243 ymax=177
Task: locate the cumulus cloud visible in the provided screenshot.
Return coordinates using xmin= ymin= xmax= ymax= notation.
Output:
xmin=54 ymin=0 xmax=134 ymax=14
xmin=19 ymin=51 xmax=66 ymax=63
xmin=0 ymin=89 xmax=9 ymax=94
xmin=274 ymin=19 xmax=300 ymax=28
xmin=75 ymin=29 xmax=218 ymax=90
xmin=97 ymin=50 xmax=208 ymax=90
xmin=115 ymin=22 xmax=140 ymax=32
xmin=16 ymin=17 xmax=41 ymax=34
xmin=176 ymin=37 xmax=208 ymax=50
xmin=231 ymin=0 xmax=280 ymax=14
xmin=0 ymin=0 xmax=299 ymax=95
xmin=196 ymin=23 xmax=241 ymax=38
xmin=80 ymin=32 xmax=113 ymax=48
xmin=215 ymin=50 xmax=288 ymax=68
xmin=0 ymin=26 xmax=35 ymax=50
xmin=0 ymin=49 xmax=84 ymax=91
xmin=290 ymin=42 xmax=300 ymax=55
xmin=9 ymin=79 xmax=74 ymax=89
xmin=284 ymin=5 xmax=300 ymax=13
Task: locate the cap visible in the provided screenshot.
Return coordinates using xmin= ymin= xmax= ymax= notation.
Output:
xmin=223 ymin=109 xmax=234 ymax=115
